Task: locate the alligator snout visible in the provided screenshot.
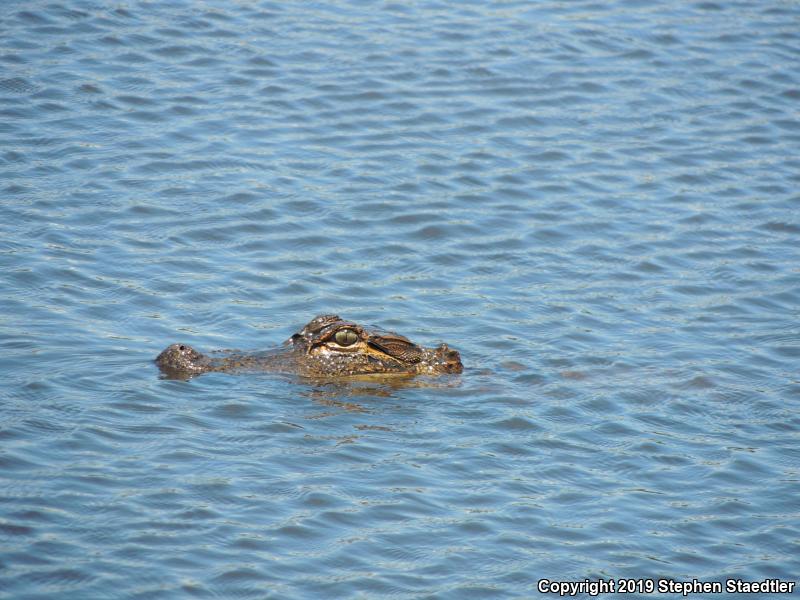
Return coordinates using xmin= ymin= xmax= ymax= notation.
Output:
xmin=155 ymin=343 xmax=209 ymax=374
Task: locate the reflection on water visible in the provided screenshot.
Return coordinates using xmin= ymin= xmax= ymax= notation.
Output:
xmin=1 ymin=0 xmax=799 ymax=597
xmin=301 ymin=374 xmax=464 ymax=407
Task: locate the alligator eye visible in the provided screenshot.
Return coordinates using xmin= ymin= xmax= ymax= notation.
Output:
xmin=334 ymin=329 xmax=358 ymax=346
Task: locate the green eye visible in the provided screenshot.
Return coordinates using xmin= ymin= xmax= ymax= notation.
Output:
xmin=334 ymin=329 xmax=358 ymax=346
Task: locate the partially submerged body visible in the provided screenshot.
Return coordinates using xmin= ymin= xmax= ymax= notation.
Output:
xmin=155 ymin=314 xmax=463 ymax=379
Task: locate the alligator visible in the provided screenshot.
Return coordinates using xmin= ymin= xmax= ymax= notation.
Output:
xmin=155 ymin=314 xmax=463 ymax=379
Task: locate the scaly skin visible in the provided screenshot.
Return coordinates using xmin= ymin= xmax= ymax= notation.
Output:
xmin=155 ymin=314 xmax=463 ymax=379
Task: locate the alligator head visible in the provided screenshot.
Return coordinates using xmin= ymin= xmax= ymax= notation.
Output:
xmin=155 ymin=314 xmax=463 ymax=379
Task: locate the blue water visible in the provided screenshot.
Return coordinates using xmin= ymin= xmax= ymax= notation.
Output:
xmin=2 ymin=0 xmax=799 ymax=598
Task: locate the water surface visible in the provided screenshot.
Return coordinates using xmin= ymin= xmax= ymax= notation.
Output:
xmin=1 ymin=0 xmax=799 ymax=598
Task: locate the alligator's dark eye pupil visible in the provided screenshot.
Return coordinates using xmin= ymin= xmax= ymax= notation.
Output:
xmin=179 ymin=345 xmax=186 ymax=351
xmin=334 ymin=329 xmax=358 ymax=346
